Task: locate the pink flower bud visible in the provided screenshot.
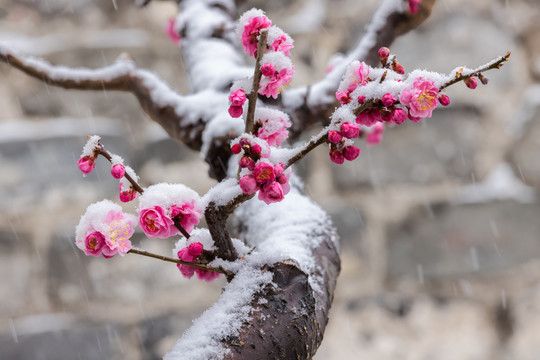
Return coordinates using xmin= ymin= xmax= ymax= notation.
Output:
xmin=119 ymin=187 xmax=137 ymax=203
xmin=239 ymin=138 xmax=250 ymax=147
xmin=111 ymin=164 xmax=125 ymax=179
xmin=336 ymin=91 xmax=351 ymax=105
xmin=239 ymin=156 xmax=252 ymax=168
xmin=343 ymin=146 xmax=361 ymax=161
xmin=231 ymin=143 xmax=242 ymax=154
xmin=381 ymin=93 xmax=396 ymax=107
xmin=341 ymin=122 xmax=360 ymax=139
xmin=188 ymin=242 xmax=204 ymax=257
xmin=277 ymin=175 xmax=287 ymax=185
xmin=329 ymin=149 xmax=344 ymax=165
xmin=393 ymin=63 xmax=405 ymax=74
xmin=228 ymin=105 xmax=243 ymax=118
xmin=357 ymin=96 xmax=366 ymax=104
xmin=251 ymin=143 xmax=262 ymax=156
xmin=465 ymin=77 xmax=478 ymax=89
xmin=391 ymin=108 xmax=407 ymax=125
xmin=273 ymin=164 xmax=284 ymax=178
xmin=378 ymin=47 xmax=390 ymax=61
xmin=328 ymin=130 xmax=343 ymax=143
xmin=258 ymin=181 xmax=285 ymax=204
xmin=439 ymin=94 xmax=450 ymax=106
xmin=78 ymin=156 xmax=95 ymax=175
xmin=239 ymin=175 xmax=258 ymax=194
xmin=253 ymin=162 xmax=276 ymax=184
xmin=261 ymin=63 xmax=276 ymax=77
xmin=367 ymin=123 xmax=385 ymax=146
xmin=229 ymin=89 xmax=246 ymax=106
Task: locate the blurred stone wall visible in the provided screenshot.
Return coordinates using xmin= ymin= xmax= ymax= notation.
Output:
xmin=1 ymin=0 xmax=539 ymax=359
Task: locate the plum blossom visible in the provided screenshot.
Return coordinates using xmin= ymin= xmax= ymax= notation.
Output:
xmin=267 ymin=26 xmax=294 ymax=56
xmin=239 ymin=161 xmax=290 ymax=204
xmin=259 ymin=52 xmax=294 ymax=99
xmin=111 ymin=164 xmax=125 ymax=179
xmin=75 ymin=200 xmax=136 ymax=258
xmin=137 ymin=183 xmax=202 ymax=239
xmin=399 ymin=77 xmax=439 ymax=119
xmin=176 ymin=242 xmax=221 ymax=282
xmin=78 ymin=156 xmax=95 ymax=175
xmin=78 ymin=135 xmax=100 ymax=175
xmin=255 ymin=108 xmax=291 ymax=146
xmin=238 ymin=9 xmax=272 ymax=57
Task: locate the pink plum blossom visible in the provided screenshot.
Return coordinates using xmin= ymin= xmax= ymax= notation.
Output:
xmin=78 ymin=155 xmax=95 ymax=175
xmin=139 ymin=205 xmax=176 ymax=239
xmin=171 ymin=201 xmax=201 ymax=234
xmin=399 ymin=78 xmax=439 ymax=119
xmin=336 ymin=91 xmax=352 ymax=105
xmin=111 ymin=164 xmax=125 ymax=179
xmin=356 ymin=108 xmax=382 ymax=126
xmin=241 ymin=15 xmax=272 ymax=57
xmin=229 ymin=89 xmax=246 ymax=106
xmin=465 ymin=77 xmax=478 ymax=89
xmin=165 ymin=18 xmax=181 ymax=44
xmin=239 ymin=175 xmax=258 ymax=194
xmin=382 ymin=93 xmax=396 ymax=107
xmin=341 ymin=123 xmax=360 ymax=139
xmin=75 ymin=201 xmax=136 ymax=259
xmin=261 ymin=63 xmax=275 ymax=76
xmin=177 ymin=242 xmax=221 ymax=282
xmin=253 ymin=162 xmax=275 ymax=184
xmin=439 ymin=94 xmax=450 ymax=106
xmin=391 ymin=108 xmax=408 ymax=125
xmin=329 ymin=149 xmax=345 ymax=165
xmin=231 ymin=143 xmax=242 ymax=154
xmin=328 ymin=130 xmax=343 ymax=143
xmin=256 ymin=116 xmax=291 ymax=146
xmin=378 ymin=47 xmax=390 ymax=62
xmin=258 ymin=181 xmax=285 ymax=204
xmin=343 ymin=146 xmax=361 ymax=161
xmin=259 ymin=66 xmax=294 ymax=99
xmin=84 ymin=231 xmax=105 ymax=257
xmin=367 ymin=123 xmax=385 ymax=146
xmin=271 ymin=34 xmax=293 ymax=56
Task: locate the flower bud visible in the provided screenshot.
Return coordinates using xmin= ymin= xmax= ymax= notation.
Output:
xmin=341 ymin=122 xmax=360 ymax=139
xmin=328 ymin=130 xmax=343 ymax=144
xmin=343 ymin=146 xmax=361 ymax=161
xmin=465 ymin=77 xmax=478 ymax=89
xmin=111 ymin=164 xmax=125 ymax=179
xmin=239 ymin=156 xmax=251 ymax=168
xmin=231 ymin=143 xmax=242 ymax=154
xmin=228 ymin=105 xmax=243 ymax=118
xmin=439 ymin=94 xmax=450 ymax=106
xmin=261 ymin=63 xmax=276 ymax=77
xmin=381 ymin=93 xmax=396 ymax=107
xmin=78 ymin=156 xmax=95 ymax=175
xmin=378 ymin=47 xmax=390 ymax=62
xmin=391 ymin=108 xmax=407 ymax=125
xmin=251 ymin=143 xmax=262 ymax=156
xmin=239 ymin=175 xmax=258 ymax=194
xmin=329 ymin=148 xmax=344 ymax=165
xmin=188 ymin=242 xmax=204 ymax=257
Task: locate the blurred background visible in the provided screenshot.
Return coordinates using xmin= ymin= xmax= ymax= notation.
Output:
xmin=1 ymin=0 xmax=539 ymax=359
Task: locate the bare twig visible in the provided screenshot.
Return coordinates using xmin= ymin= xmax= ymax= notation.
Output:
xmin=245 ymin=30 xmax=269 ymax=134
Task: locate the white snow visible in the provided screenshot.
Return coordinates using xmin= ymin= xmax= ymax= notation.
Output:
xmin=137 ymin=183 xmax=202 ymax=212
xmin=201 ymin=178 xmax=243 ymax=209
xmin=80 ymin=135 xmax=101 ymax=157
xmin=455 ymin=163 xmax=536 ymax=204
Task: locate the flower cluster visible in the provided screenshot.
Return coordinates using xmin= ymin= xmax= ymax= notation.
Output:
xmin=137 ymin=183 xmax=202 ymax=239
xmin=75 ymin=200 xmax=136 ymax=258
xmin=239 ymin=161 xmax=290 ymax=204
xmin=253 ymin=107 xmax=291 ymax=146
xmin=176 ymin=242 xmax=221 ymax=282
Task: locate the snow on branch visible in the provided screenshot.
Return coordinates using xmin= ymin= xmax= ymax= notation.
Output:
xmin=0 ymin=44 xmax=225 ymax=152
xmin=281 ymin=0 xmax=436 ymax=139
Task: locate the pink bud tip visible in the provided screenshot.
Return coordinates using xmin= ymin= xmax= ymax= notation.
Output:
xmin=378 ymin=47 xmax=390 ymax=60
xmin=394 ymin=64 xmax=405 ymax=75
xmin=239 ymin=156 xmax=251 ymax=168
xmin=381 ymin=93 xmax=396 ymax=107
xmin=336 ymin=91 xmax=351 ymax=105
xmin=261 ymin=63 xmax=276 ymax=77
xmin=343 ymin=146 xmax=361 ymax=161
xmin=231 ymin=143 xmax=242 ymax=154
xmin=329 ymin=149 xmax=345 ymax=165
xmin=391 ymin=108 xmax=407 ymax=125
xmin=439 ymin=94 xmax=450 ymax=106
xmin=328 ymin=130 xmax=343 ymax=144
xmin=111 ymin=164 xmax=125 ymax=179
xmin=341 ymin=122 xmax=360 ymax=139
xmin=78 ymin=156 xmax=95 ymax=175
xmin=465 ymin=77 xmax=478 ymax=89
xmin=188 ymin=242 xmax=204 ymax=257
xmin=357 ymin=96 xmax=366 ymax=104
xmin=228 ymin=105 xmax=243 ymax=118
xmin=251 ymin=143 xmax=262 ymax=155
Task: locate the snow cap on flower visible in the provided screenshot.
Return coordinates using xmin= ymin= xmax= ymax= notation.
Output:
xmin=77 ymin=135 xmax=101 ymax=175
xmin=337 ymin=60 xmax=370 ymax=94
xmin=254 ymin=107 xmax=291 ymax=146
xmin=237 ymin=8 xmax=272 ymax=57
xmin=266 ymin=25 xmax=294 ymax=56
xmin=110 ymin=154 xmax=125 ymax=179
xmin=75 ymin=199 xmax=136 ymax=258
xmin=137 ymin=183 xmax=202 ymax=238
xmin=118 ymin=166 xmax=139 ymax=202
xmin=259 ymin=52 xmax=294 ymax=99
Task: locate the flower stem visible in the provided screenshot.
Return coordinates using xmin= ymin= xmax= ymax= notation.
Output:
xmin=245 ymin=29 xmax=268 ymax=134
xmin=128 ymin=248 xmax=234 ymax=278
